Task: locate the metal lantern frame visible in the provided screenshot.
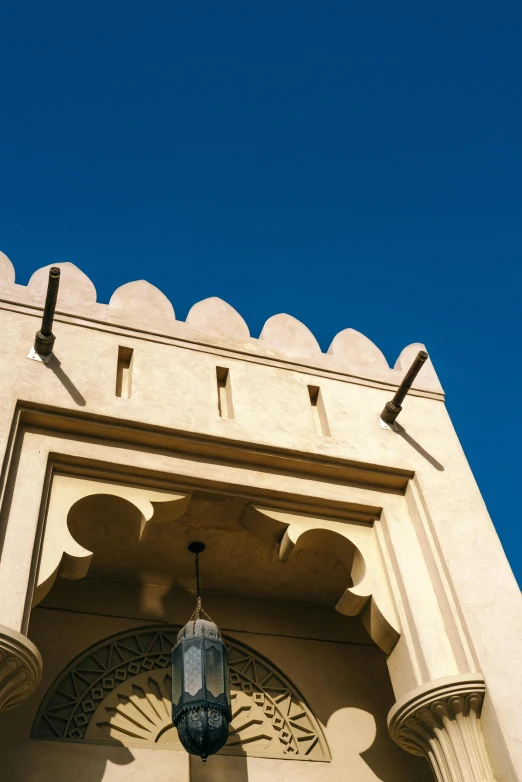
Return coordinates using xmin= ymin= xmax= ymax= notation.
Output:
xmin=171 ymin=620 xmax=231 ymax=721
xmin=171 ymin=542 xmax=231 ymax=762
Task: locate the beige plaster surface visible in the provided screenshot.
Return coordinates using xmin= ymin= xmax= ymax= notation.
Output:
xmin=0 ymin=254 xmax=520 ymax=780
xmin=0 ymin=601 xmax=432 ymax=781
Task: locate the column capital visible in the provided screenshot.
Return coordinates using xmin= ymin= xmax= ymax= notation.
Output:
xmin=0 ymin=624 xmax=42 ymax=712
xmin=388 ymin=674 xmax=496 ymax=781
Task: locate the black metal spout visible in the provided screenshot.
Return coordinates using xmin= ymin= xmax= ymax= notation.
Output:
xmin=34 ymin=267 xmax=61 ymax=356
xmin=380 ymin=351 xmax=428 ymax=425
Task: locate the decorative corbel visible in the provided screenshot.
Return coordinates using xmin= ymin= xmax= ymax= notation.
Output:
xmin=33 ymin=476 xmax=191 ymax=605
xmin=242 ymin=505 xmax=400 ymax=653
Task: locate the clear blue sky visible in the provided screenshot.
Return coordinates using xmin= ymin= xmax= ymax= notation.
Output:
xmin=2 ymin=2 xmax=521 ymax=583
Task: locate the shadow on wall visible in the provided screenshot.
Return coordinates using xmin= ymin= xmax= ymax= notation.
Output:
xmin=395 ymin=423 xmax=444 ymax=471
xmin=190 ymin=752 xmax=248 ymax=782
xmin=0 ymin=738 xmax=136 ymax=782
xmin=0 ymin=728 xmax=249 ymax=782
xmin=46 ymin=353 xmax=86 ymax=406
xmin=22 ymin=596 xmax=433 ymax=782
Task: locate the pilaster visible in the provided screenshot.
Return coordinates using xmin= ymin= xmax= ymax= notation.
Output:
xmin=0 ymin=624 xmax=42 ymax=713
xmin=388 ymin=675 xmax=497 ymax=782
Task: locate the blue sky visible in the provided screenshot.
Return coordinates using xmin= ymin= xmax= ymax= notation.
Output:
xmin=1 ymin=1 xmax=521 ymax=583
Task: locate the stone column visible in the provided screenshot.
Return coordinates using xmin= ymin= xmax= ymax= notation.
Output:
xmin=0 ymin=625 xmax=42 ymax=713
xmin=388 ymin=675 xmax=497 ymax=782
xmin=0 ymin=438 xmax=48 ymax=715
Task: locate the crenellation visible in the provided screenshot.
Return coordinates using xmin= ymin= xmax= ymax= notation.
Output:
xmin=186 ymin=296 xmax=250 ymax=340
xmin=0 ymin=253 xmax=444 ymax=395
xmin=109 ymin=279 xmax=176 ymax=323
xmin=259 ymin=312 xmax=323 ymax=358
xmin=28 ymin=261 xmax=97 ymax=308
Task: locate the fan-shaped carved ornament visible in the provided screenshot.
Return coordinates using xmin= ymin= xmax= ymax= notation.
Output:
xmin=32 ymin=625 xmax=330 ymax=762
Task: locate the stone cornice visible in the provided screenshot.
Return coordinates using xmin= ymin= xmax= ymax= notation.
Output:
xmin=16 ymin=402 xmax=414 ymax=494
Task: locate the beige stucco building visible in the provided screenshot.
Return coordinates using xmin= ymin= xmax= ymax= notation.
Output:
xmin=0 ymin=251 xmax=520 ymax=782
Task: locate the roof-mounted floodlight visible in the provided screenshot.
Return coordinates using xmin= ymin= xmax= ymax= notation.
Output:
xmin=28 ymin=267 xmax=61 ymax=363
xmin=380 ymin=351 xmax=428 ymax=427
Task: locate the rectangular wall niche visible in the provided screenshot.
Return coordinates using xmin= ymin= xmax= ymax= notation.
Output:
xmin=115 ymin=347 xmax=134 ymax=399
xmin=308 ymin=385 xmax=331 ymax=436
xmin=216 ymin=367 xmax=234 ymax=419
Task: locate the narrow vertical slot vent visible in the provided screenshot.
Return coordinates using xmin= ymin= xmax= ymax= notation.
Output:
xmin=216 ymin=367 xmax=234 ymax=419
xmin=116 ymin=347 xmax=134 ymax=399
xmin=308 ymin=385 xmax=331 ymax=437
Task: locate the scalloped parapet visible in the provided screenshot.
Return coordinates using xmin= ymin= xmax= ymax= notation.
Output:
xmin=328 ymin=328 xmax=389 ymax=370
xmin=260 ymin=313 xmax=322 ymax=359
xmin=0 ymin=252 xmax=444 ymax=394
xmin=186 ymin=296 xmax=249 ymax=339
xmin=27 ymin=262 xmax=97 ymax=307
xmin=109 ymin=280 xmax=175 ymax=321
xmin=0 ymin=252 xmax=15 ymax=287
xmin=395 ymin=343 xmax=442 ymax=392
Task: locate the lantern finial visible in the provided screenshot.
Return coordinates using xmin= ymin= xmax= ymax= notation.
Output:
xmin=171 ymin=542 xmax=231 ymax=762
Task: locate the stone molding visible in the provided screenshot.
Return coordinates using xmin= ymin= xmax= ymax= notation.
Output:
xmin=0 ymin=624 xmax=42 ymax=712
xmin=388 ymin=674 xmax=497 ymax=782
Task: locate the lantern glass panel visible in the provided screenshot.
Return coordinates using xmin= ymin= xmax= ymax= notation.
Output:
xmin=205 ymin=642 xmax=224 ymax=698
xmin=183 ymin=642 xmax=203 ymax=697
xmin=172 ymin=646 xmax=182 ymax=708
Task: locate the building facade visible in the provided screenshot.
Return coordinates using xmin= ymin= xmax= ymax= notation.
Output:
xmin=0 ymin=252 xmax=520 ymax=782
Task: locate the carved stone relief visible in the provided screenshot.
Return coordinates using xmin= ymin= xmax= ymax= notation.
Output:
xmin=32 ymin=625 xmax=330 ymax=762
xmin=33 ymin=476 xmax=191 ymax=605
xmin=0 ymin=625 xmax=42 ymax=713
xmin=388 ymin=675 xmax=497 ymax=782
xmin=242 ymin=505 xmax=400 ymax=654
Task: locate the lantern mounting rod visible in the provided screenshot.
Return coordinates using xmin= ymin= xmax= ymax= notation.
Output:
xmin=380 ymin=350 xmax=428 ymax=427
xmin=187 ymin=542 xmax=212 ymax=625
xmin=172 ymin=540 xmax=231 ymax=762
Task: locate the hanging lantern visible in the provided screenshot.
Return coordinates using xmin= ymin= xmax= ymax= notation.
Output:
xmin=172 ymin=542 xmax=231 ymax=763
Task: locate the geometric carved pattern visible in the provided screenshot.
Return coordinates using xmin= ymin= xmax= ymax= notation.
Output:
xmin=32 ymin=625 xmax=330 ymax=761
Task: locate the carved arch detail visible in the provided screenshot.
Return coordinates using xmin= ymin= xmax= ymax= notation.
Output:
xmin=32 ymin=625 xmax=330 ymax=762
xmin=242 ymin=505 xmax=400 ymax=654
xmin=34 ymin=476 xmax=191 ymax=606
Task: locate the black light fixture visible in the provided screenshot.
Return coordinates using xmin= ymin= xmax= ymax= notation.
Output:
xmin=171 ymin=542 xmax=231 ymax=763
xmin=34 ymin=266 xmax=61 ymax=357
xmin=380 ymin=350 xmax=428 ymax=426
